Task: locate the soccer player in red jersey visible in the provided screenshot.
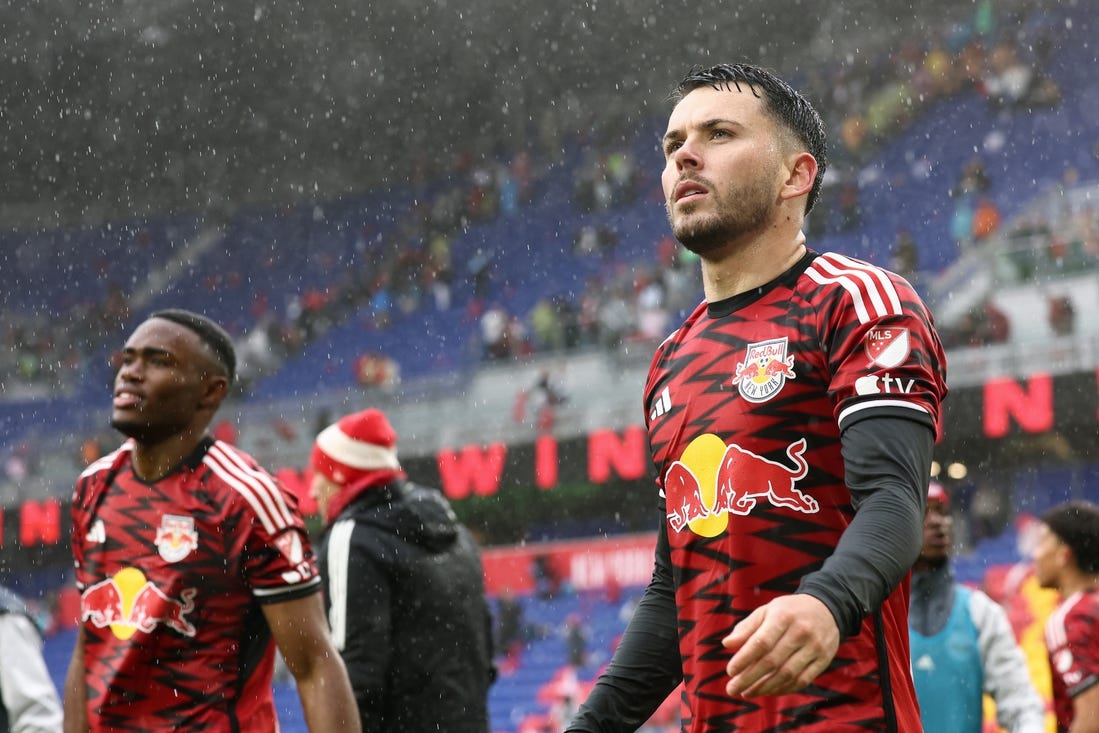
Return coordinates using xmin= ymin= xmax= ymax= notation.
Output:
xmin=1033 ymin=501 xmax=1099 ymax=733
xmin=63 ymin=309 xmax=360 ymax=733
xmin=566 ymin=63 xmax=947 ymax=732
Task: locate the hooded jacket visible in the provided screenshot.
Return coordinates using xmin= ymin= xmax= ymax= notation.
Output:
xmin=316 ymin=479 xmax=494 ymax=733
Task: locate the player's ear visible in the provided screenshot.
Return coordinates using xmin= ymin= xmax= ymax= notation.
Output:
xmin=779 ymin=151 xmax=816 ymax=204
xmin=1059 ymin=541 xmax=1077 ymax=571
xmin=198 ymin=374 xmax=229 ymax=409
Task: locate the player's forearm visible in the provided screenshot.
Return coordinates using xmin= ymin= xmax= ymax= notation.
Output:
xmin=296 ymin=657 xmax=362 ymax=733
xmin=799 ymin=481 xmax=923 ymax=636
xmin=62 ymin=633 xmax=88 ymax=733
xmin=1069 ymin=716 xmax=1099 ymax=733
xmin=565 ymin=603 xmax=681 ymax=732
xmin=801 ymin=416 xmax=931 ymax=637
xmin=567 ymin=520 xmax=681 ymax=732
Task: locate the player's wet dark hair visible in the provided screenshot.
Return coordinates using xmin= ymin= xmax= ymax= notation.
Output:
xmin=1042 ymin=501 xmax=1099 ymax=574
xmin=149 ymin=308 xmax=236 ymax=385
xmin=670 ymin=63 xmax=828 ymax=214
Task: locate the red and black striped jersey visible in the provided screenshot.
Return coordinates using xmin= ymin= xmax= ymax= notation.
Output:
xmin=1046 ymin=588 xmax=1099 ymax=731
xmin=71 ymin=437 xmax=320 ymax=732
xmin=644 ymin=250 xmax=947 ymax=732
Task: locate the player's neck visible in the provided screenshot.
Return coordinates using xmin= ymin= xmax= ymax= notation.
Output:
xmin=130 ymin=432 xmax=206 ymax=482
xmin=701 ymin=230 xmax=806 ymax=302
xmin=1060 ymin=571 xmax=1099 ymax=598
xmin=912 ymin=556 xmax=950 ymax=575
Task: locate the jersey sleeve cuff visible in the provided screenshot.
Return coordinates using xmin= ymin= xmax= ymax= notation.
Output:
xmin=838 ymin=402 xmax=935 ymax=433
xmin=252 ymin=576 xmax=321 ymax=604
xmin=797 ymin=580 xmax=863 ymax=639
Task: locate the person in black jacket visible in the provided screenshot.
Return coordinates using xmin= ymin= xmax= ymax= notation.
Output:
xmin=310 ymin=408 xmax=495 ymax=732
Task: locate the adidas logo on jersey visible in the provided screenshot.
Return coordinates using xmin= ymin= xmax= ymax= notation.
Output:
xmin=88 ymin=519 xmax=106 ymax=544
xmin=649 ymin=387 xmax=672 ymax=421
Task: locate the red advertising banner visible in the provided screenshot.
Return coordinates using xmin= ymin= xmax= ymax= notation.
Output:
xmin=481 ymin=532 xmax=657 ymax=596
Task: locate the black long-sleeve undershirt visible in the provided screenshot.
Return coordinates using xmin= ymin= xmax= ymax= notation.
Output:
xmin=798 ymin=413 xmax=931 ymax=637
xmin=565 ymin=515 xmax=681 ymax=733
xmin=565 ymin=415 xmax=933 ymax=732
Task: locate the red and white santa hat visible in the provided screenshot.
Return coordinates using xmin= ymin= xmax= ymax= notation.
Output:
xmin=311 ymin=408 xmax=402 ymax=486
xmin=927 ymin=480 xmax=949 ymax=507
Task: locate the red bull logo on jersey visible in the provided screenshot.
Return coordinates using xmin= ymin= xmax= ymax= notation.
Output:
xmin=155 ymin=514 xmax=197 ymax=563
xmin=731 ymin=337 xmax=796 ymax=403
xmin=665 ymin=434 xmax=816 ymax=537
xmin=81 ymin=567 xmax=197 ymax=639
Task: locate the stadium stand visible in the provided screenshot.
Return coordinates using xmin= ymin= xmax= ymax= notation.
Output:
xmin=4 ymin=3 xmax=1099 ymax=731
xmin=3 ymin=0 xmax=1096 ymax=507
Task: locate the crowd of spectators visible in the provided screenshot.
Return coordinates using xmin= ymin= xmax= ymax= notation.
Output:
xmin=938 ymin=164 xmax=1099 ymax=349
xmin=0 ymin=0 xmax=1084 ymax=404
xmin=1 ymin=283 xmax=130 ymax=400
xmin=804 ymin=0 xmax=1062 ymax=170
xmin=803 ymin=0 xmax=1063 ymax=249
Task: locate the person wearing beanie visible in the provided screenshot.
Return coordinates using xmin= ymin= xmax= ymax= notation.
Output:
xmin=909 ymin=482 xmax=1045 ymax=733
xmin=65 ymin=310 xmax=360 ymax=733
xmin=311 ymin=408 xmax=495 ymax=733
xmin=1033 ymin=500 xmax=1099 ymax=732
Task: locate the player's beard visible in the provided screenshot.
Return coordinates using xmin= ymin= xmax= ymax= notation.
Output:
xmin=111 ymin=415 xmax=179 ymax=445
xmin=111 ymin=406 xmax=192 ymax=446
xmin=666 ymin=175 xmax=775 ymax=256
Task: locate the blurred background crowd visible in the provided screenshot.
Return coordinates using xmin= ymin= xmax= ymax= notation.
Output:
xmin=2 ymin=0 xmax=1098 ymax=730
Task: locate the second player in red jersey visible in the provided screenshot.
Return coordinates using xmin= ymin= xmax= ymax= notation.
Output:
xmin=1033 ymin=501 xmax=1099 ymax=732
xmin=72 ymin=438 xmax=319 ymax=731
xmin=63 ymin=310 xmax=360 ymax=733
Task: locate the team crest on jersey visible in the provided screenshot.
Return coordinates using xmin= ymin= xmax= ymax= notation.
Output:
xmin=865 ymin=327 xmax=910 ymax=368
xmin=154 ymin=514 xmax=198 ymax=563
xmin=731 ymin=337 xmax=796 ymax=403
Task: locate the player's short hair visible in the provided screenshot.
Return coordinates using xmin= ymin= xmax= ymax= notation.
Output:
xmin=669 ymin=63 xmax=828 ymax=214
xmin=1042 ymin=501 xmax=1099 ymax=574
xmin=149 ymin=308 xmax=236 ymax=385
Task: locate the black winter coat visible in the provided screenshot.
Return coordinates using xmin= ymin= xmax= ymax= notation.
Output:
xmin=316 ymin=480 xmax=495 ymax=733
